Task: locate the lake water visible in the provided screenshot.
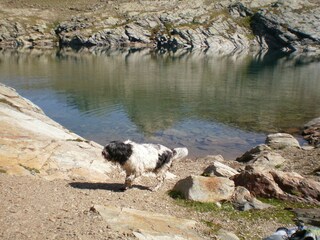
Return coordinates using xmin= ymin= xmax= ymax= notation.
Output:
xmin=1 ymin=48 xmax=320 ymax=159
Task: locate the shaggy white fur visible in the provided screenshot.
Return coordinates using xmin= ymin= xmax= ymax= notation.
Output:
xmin=102 ymin=140 xmax=188 ymax=191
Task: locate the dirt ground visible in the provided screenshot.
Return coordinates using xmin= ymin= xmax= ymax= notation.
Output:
xmin=1 ymin=148 xmax=319 ymax=240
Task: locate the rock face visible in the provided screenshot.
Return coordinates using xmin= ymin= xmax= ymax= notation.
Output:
xmin=92 ymin=205 xmax=201 ymax=240
xmin=0 ymin=84 xmax=113 ymax=181
xmin=54 ymin=3 xmax=255 ymax=53
xmin=173 ymin=175 xmax=235 ymax=203
xmin=1 ymin=0 xmax=320 ymax=53
xmin=250 ymin=0 xmax=320 ymax=53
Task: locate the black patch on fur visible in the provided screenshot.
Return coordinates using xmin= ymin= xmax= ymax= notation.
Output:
xmin=104 ymin=141 xmax=133 ymax=165
xmin=155 ymin=150 xmax=173 ymax=170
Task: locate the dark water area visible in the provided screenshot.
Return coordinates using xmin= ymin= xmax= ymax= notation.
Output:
xmin=1 ymin=48 xmax=320 ymax=159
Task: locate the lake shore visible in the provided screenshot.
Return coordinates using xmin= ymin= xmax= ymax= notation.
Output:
xmin=1 ymin=83 xmax=320 ymax=239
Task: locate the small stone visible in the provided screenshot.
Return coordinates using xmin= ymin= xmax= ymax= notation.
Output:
xmin=202 ymin=161 xmax=238 ymax=178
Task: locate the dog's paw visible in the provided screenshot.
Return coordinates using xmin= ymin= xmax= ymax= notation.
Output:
xmin=119 ymin=186 xmax=128 ymax=192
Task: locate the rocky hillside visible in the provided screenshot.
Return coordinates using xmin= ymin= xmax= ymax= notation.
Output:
xmin=0 ymin=0 xmax=320 ymax=54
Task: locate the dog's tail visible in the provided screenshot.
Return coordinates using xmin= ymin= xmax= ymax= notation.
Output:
xmin=172 ymin=147 xmax=188 ymax=161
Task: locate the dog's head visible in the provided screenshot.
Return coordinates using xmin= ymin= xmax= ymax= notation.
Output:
xmin=102 ymin=141 xmax=133 ymax=165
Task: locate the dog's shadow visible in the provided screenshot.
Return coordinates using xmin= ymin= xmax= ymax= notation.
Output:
xmin=69 ymin=182 xmax=150 ymax=192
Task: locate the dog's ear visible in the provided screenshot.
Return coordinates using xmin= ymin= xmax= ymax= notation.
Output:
xmin=172 ymin=149 xmax=177 ymax=156
xmin=105 ymin=141 xmax=133 ymax=165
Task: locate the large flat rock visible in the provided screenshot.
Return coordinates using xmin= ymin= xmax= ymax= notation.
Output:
xmin=93 ymin=205 xmax=203 ymax=240
xmin=0 ymin=83 xmax=113 ymax=181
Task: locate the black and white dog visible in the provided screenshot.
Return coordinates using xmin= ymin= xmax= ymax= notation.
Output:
xmin=102 ymin=140 xmax=188 ymax=191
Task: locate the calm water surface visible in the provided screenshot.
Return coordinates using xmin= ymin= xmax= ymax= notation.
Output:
xmin=1 ymin=48 xmax=320 ymax=159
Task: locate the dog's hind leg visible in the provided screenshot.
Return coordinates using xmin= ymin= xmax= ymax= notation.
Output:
xmin=121 ymin=172 xmax=138 ymax=191
xmin=151 ymin=162 xmax=172 ymax=192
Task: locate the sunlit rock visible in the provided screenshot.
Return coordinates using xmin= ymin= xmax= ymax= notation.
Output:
xmin=266 ymin=133 xmax=300 ymax=150
xmin=0 ymin=83 xmax=113 ymax=181
xmin=173 ymin=175 xmax=235 ymax=203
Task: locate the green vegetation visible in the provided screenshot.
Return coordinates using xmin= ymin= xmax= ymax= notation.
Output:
xmin=163 ymin=22 xmax=174 ymax=36
xmin=0 ymin=168 xmax=7 ymax=174
xmin=67 ymin=138 xmax=89 ymax=143
xmin=209 ymin=8 xmax=229 ymax=20
xmin=275 ymin=164 xmax=283 ymax=169
xmin=19 ymin=164 xmax=40 ymax=174
xmin=169 ymin=190 xmax=318 ymax=239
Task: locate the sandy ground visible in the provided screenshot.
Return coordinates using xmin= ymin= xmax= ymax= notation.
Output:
xmin=1 ymin=148 xmax=319 ymax=240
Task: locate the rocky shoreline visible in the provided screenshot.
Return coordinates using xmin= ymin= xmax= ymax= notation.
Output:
xmin=1 ymin=82 xmax=320 ymax=239
xmin=1 ymin=0 xmax=320 ymax=54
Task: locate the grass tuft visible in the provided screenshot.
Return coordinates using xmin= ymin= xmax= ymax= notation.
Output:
xmin=19 ymin=164 xmax=40 ymax=174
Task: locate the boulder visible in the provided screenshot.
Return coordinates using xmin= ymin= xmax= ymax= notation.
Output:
xmin=266 ymin=133 xmax=300 ymax=149
xmin=236 ymin=144 xmax=286 ymax=170
xmin=303 ymin=117 xmax=320 ymax=148
xmin=232 ymin=186 xmax=273 ymax=211
xmin=92 ymin=205 xmax=201 ymax=240
xmin=236 ymin=144 xmax=272 ymax=163
xmin=231 ymin=167 xmax=285 ymax=199
xmin=202 ymin=161 xmax=238 ymax=178
xmin=173 ymin=175 xmax=235 ymax=203
xmin=270 ymin=170 xmax=320 ymax=202
xmin=232 ymin=167 xmax=320 ymax=204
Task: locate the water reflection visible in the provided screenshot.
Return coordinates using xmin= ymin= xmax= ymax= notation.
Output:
xmin=1 ymin=48 xmax=319 ymax=158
